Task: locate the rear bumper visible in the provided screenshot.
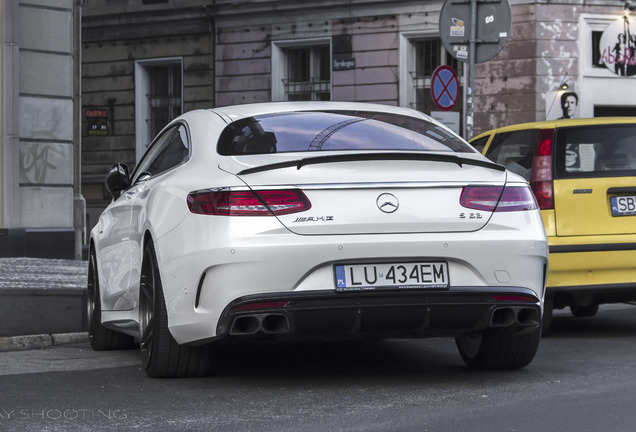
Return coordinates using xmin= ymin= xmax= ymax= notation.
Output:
xmin=546 ymin=241 xmax=636 ymax=297
xmin=202 ymin=287 xmax=542 ymax=345
xmin=158 ymin=210 xmax=548 ymax=345
xmin=549 ymin=243 xmax=636 ymax=253
xmin=548 ymin=283 xmax=636 ymax=308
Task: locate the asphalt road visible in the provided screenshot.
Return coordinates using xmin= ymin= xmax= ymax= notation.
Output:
xmin=2 ymin=305 xmax=636 ymax=432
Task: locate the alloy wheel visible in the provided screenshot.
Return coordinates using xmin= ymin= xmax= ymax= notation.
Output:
xmin=139 ymin=248 xmax=155 ymax=368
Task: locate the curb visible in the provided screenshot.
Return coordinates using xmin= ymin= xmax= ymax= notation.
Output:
xmin=0 ymin=332 xmax=88 ymax=352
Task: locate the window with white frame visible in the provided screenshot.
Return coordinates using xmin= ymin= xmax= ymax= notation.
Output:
xmin=409 ymin=39 xmax=463 ymax=113
xmin=135 ymin=58 xmax=183 ymax=163
xmin=400 ymin=34 xmax=464 ymax=135
xmin=581 ymin=15 xmax=621 ymax=75
xmin=148 ymin=64 xmax=182 ymax=138
xmin=411 ymin=38 xmax=463 ymax=113
xmin=272 ymin=40 xmax=331 ymax=101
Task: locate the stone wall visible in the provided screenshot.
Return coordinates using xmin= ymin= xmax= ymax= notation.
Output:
xmin=18 ymin=0 xmax=75 ymax=231
xmin=0 ymin=0 xmax=78 ymax=258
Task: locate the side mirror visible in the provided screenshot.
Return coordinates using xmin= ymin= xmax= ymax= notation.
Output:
xmin=105 ymin=163 xmax=130 ymax=199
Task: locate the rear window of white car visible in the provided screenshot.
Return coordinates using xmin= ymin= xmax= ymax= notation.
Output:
xmin=555 ymin=124 xmax=636 ymax=178
xmin=217 ymin=111 xmax=473 ymax=155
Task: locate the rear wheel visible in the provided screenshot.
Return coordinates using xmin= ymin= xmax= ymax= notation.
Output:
xmin=87 ymin=250 xmax=135 ymax=350
xmin=455 ymin=326 xmax=541 ymax=370
xmin=570 ymin=303 xmax=599 ymax=318
xmin=139 ymin=241 xmax=214 ymax=378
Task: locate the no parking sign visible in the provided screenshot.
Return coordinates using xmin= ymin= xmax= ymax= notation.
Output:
xmin=431 ymin=65 xmax=459 ymax=111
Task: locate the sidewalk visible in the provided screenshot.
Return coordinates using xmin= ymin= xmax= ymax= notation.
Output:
xmin=0 ymin=257 xmax=88 ymax=351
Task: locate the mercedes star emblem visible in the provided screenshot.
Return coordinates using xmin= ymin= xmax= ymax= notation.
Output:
xmin=377 ymin=193 xmax=399 ymax=213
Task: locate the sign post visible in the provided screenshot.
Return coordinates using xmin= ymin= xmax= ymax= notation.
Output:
xmin=439 ymin=0 xmax=512 ymax=139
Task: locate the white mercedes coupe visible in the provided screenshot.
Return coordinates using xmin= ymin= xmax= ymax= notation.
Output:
xmin=88 ymin=102 xmax=548 ymax=378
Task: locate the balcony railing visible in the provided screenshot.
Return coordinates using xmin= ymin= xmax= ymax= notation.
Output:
xmin=283 ymin=78 xmax=331 ymax=101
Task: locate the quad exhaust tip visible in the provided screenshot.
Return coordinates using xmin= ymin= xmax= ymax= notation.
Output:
xmin=230 ymin=313 xmax=291 ymax=336
xmin=230 ymin=307 xmax=539 ymax=336
xmin=490 ymin=307 xmax=540 ymax=329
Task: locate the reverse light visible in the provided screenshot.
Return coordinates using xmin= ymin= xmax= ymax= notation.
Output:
xmin=459 ymin=186 xmax=502 ymax=211
xmin=529 ymin=129 xmax=554 ymax=209
xmin=494 ymin=187 xmax=538 ymax=212
xmin=187 ymin=189 xmax=311 ymax=216
xmin=460 ymin=186 xmax=537 ymax=212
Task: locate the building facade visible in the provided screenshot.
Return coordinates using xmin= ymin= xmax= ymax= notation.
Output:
xmin=79 ymin=0 xmax=636 ymax=236
xmin=81 ymin=0 xmax=214 ymax=233
xmin=0 ymin=0 xmax=82 ymax=259
xmin=213 ymin=0 xmax=636 ymax=130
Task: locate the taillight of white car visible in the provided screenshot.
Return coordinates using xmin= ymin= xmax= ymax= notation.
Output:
xmin=187 ymin=189 xmax=311 ymax=216
xmin=460 ymin=185 xmax=538 ymax=212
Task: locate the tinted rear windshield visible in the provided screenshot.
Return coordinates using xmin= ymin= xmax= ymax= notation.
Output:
xmin=217 ymin=111 xmax=473 ymax=155
xmin=556 ymin=124 xmax=636 ymax=178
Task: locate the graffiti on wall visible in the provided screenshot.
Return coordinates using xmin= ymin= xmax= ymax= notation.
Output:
xmin=19 ymin=143 xmax=68 ymax=184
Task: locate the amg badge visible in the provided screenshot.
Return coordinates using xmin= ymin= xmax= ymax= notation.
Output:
xmin=293 ymin=216 xmax=334 ymax=223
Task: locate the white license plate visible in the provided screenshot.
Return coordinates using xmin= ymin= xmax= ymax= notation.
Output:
xmin=610 ymin=196 xmax=636 ymax=216
xmin=335 ymin=262 xmax=449 ymax=292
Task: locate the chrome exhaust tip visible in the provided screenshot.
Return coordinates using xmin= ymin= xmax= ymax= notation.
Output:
xmin=261 ymin=314 xmax=290 ymax=334
xmin=229 ymin=315 xmax=260 ymax=335
xmin=490 ymin=307 xmax=516 ymax=327
xmin=229 ymin=313 xmax=291 ymax=336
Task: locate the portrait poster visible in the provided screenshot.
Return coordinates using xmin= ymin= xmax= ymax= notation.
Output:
xmin=546 ymin=90 xmax=579 ymax=120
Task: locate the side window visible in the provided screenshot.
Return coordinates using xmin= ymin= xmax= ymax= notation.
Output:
xmin=470 ymin=135 xmax=490 ymax=153
xmin=484 ymin=130 xmax=539 ymax=181
xmin=133 ymin=124 xmax=190 ymax=183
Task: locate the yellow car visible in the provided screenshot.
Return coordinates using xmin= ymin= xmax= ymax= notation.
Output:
xmin=471 ymin=118 xmax=636 ymax=329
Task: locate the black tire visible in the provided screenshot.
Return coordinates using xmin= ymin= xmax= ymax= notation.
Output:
xmin=570 ymin=303 xmax=599 ymax=318
xmin=455 ymin=326 xmax=541 ymax=370
xmin=139 ymin=242 xmax=213 ymax=378
xmin=87 ymin=249 xmax=135 ymax=351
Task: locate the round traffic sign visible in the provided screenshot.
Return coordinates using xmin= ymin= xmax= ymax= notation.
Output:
xmin=431 ymin=65 xmax=459 ymax=111
xmin=439 ymin=0 xmax=512 ymax=64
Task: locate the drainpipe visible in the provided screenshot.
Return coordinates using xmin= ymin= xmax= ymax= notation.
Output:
xmin=204 ymin=2 xmax=216 ymax=108
xmin=73 ymin=0 xmax=86 ymax=260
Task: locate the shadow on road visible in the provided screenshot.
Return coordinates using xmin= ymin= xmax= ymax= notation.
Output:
xmin=206 ymin=337 xmax=503 ymax=383
xmin=546 ymin=304 xmax=636 ymax=339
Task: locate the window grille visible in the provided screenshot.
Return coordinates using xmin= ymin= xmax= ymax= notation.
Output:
xmin=283 ymin=46 xmax=331 ymax=101
xmin=409 ymin=39 xmax=462 ymax=113
xmin=148 ymin=64 xmax=182 ymax=139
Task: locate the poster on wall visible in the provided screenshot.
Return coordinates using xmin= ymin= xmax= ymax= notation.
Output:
xmin=599 ymin=15 xmax=636 ymax=76
xmin=545 ymin=91 xmax=579 ymax=120
xmin=86 ymin=109 xmax=109 ymax=136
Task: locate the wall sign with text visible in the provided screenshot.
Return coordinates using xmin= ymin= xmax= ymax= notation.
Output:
xmin=86 ymin=109 xmax=109 ymax=136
